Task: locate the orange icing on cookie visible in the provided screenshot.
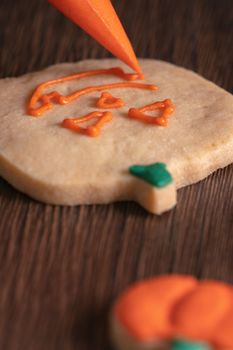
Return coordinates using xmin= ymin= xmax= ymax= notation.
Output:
xmin=62 ymin=111 xmax=112 ymax=137
xmin=114 ymin=275 xmax=233 ymax=347
xmin=128 ymin=99 xmax=175 ymax=126
xmin=96 ymin=92 xmax=125 ymax=109
xmin=212 ymin=299 xmax=233 ymax=348
xmin=27 ymin=67 xmax=158 ymax=117
xmin=172 ymin=281 xmax=233 ymax=341
xmin=114 ymin=275 xmax=197 ymax=341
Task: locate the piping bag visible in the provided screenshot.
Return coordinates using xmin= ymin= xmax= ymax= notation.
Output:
xmin=48 ymin=0 xmax=142 ymax=74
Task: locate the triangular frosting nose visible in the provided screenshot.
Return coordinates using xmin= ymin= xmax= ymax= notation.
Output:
xmin=96 ymin=92 xmax=125 ymax=109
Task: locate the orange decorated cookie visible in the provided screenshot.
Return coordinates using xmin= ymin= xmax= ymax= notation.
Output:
xmin=110 ymin=275 xmax=233 ymax=350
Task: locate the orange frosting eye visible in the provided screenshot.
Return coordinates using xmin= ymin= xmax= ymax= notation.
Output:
xmin=128 ymin=99 xmax=175 ymax=126
xmin=62 ymin=111 xmax=112 ymax=137
xmin=96 ymin=92 xmax=125 ymax=109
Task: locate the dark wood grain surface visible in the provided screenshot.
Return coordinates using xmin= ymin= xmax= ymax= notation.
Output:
xmin=0 ymin=1 xmax=233 ymax=349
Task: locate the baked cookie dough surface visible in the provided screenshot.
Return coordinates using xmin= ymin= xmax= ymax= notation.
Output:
xmin=0 ymin=59 xmax=233 ymax=205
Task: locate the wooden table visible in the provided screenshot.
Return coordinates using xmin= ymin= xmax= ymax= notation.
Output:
xmin=0 ymin=0 xmax=233 ymax=349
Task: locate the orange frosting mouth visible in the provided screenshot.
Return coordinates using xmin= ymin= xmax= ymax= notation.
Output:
xmin=27 ymin=67 xmax=156 ymax=117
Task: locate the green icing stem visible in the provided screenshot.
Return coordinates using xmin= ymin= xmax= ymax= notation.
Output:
xmin=171 ymin=338 xmax=212 ymax=350
xmin=129 ymin=162 xmax=173 ymax=188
